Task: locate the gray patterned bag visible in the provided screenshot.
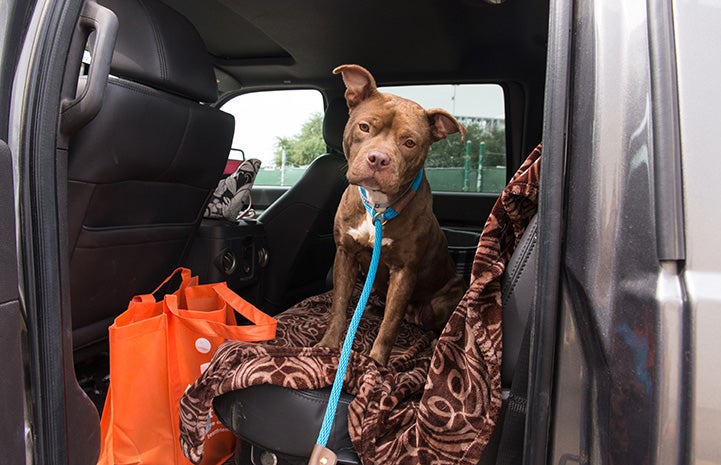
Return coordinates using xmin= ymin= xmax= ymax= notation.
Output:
xmin=204 ymin=158 xmax=262 ymax=221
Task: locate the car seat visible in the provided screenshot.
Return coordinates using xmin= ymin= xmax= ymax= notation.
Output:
xmin=213 ymin=212 xmax=539 ymax=465
xmin=66 ymin=0 xmax=234 ymax=356
xmin=247 ymin=97 xmax=349 ymax=314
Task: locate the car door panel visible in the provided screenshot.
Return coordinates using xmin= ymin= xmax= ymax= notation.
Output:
xmin=0 ymin=140 xmax=26 ymax=464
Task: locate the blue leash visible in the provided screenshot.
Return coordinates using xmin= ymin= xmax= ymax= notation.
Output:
xmin=315 ymin=216 xmax=382 ymax=449
xmin=313 ymin=169 xmax=424 ymax=460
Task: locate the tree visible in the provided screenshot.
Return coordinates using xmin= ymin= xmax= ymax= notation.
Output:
xmin=274 ymin=113 xmax=506 ymax=169
xmin=427 ymin=120 xmax=506 ymax=168
xmin=274 ymin=112 xmax=325 ymax=166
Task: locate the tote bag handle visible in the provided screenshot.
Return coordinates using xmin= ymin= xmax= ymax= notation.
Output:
xmin=165 ymin=283 xmax=276 ymax=342
xmin=131 ymin=267 xmax=198 ymax=304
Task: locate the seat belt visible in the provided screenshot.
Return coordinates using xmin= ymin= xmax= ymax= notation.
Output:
xmin=495 ymin=318 xmax=532 ymax=465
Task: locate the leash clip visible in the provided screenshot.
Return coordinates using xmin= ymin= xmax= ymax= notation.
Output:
xmin=309 ymin=444 xmax=337 ymax=465
xmin=372 ymin=210 xmax=387 ymax=226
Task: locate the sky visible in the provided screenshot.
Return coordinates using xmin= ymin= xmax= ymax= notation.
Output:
xmin=222 ymin=90 xmax=325 ymax=166
xmin=221 ymin=84 xmax=504 ymax=167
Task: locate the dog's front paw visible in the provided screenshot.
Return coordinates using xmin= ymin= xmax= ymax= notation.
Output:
xmin=315 ymin=332 xmax=342 ymax=349
xmin=369 ymin=345 xmax=391 ymax=366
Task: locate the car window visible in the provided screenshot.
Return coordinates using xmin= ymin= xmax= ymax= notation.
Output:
xmin=220 ymin=89 xmax=325 ymax=187
xmin=380 ymin=84 xmax=506 ymax=193
xmin=220 ymin=85 xmax=505 ymax=193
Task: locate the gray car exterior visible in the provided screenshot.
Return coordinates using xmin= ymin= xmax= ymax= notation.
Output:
xmin=535 ymin=1 xmax=721 ymax=465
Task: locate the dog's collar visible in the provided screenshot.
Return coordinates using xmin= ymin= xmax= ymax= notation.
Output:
xmin=358 ymin=168 xmax=424 ymax=224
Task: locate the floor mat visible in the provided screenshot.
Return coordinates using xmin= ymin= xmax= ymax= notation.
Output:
xmin=75 ymin=354 xmax=110 ymax=413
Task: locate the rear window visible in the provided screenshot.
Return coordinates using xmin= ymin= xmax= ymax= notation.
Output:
xmin=380 ymin=84 xmax=506 ymax=193
xmin=220 ymin=84 xmax=505 ymax=193
xmin=220 ymin=89 xmax=325 ymax=187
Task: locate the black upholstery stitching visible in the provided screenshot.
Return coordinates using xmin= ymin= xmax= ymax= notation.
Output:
xmin=501 ymin=220 xmax=538 ymax=308
xmin=157 ymin=107 xmax=191 ymax=180
xmin=289 ymin=388 xmax=353 ymax=407
xmin=108 ymin=76 xmax=167 ymax=99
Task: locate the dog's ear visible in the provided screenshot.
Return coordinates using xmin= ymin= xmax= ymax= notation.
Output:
xmin=427 ymin=109 xmax=466 ymax=143
xmin=333 ymin=64 xmax=378 ymax=108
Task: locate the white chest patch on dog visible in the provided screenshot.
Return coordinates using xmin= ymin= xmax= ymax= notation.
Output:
xmin=348 ymin=215 xmax=393 ymax=247
xmin=364 ymin=190 xmax=390 ymax=209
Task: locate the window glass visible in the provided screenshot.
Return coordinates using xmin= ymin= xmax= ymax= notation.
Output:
xmin=380 ymin=84 xmax=506 ymax=193
xmin=221 ymin=89 xmax=325 ymax=186
xmin=220 ymin=85 xmax=505 ymax=193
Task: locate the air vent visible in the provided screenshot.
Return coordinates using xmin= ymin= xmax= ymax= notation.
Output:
xmin=218 ymin=249 xmax=237 ymax=275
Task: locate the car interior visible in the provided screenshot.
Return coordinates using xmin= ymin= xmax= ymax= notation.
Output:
xmin=61 ymin=0 xmax=550 ymax=463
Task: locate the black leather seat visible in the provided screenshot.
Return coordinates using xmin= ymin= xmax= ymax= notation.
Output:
xmin=247 ymin=97 xmax=349 ymax=314
xmin=214 ymin=214 xmax=539 ymax=465
xmin=67 ymin=0 xmax=234 ymax=355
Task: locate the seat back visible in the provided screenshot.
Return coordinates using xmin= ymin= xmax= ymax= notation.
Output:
xmin=499 ymin=213 xmax=538 ymax=387
xmin=68 ymin=0 xmax=234 ymax=353
xmin=478 ymin=214 xmax=538 ymax=465
xmin=251 ymin=98 xmax=349 ymax=313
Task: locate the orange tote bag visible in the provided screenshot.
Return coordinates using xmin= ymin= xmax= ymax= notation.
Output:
xmin=97 ymin=268 xmax=276 ymax=465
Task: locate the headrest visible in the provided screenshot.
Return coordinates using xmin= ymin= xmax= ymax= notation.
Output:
xmin=98 ymin=0 xmax=218 ymax=102
xmin=322 ymin=98 xmax=349 ymax=154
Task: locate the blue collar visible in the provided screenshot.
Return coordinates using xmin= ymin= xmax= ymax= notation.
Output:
xmin=358 ymin=168 xmax=424 ymax=224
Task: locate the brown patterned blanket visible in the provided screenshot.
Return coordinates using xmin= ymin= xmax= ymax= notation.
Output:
xmin=179 ymin=144 xmax=541 ymax=465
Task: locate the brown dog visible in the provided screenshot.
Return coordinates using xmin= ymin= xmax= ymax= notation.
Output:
xmin=316 ymin=64 xmax=466 ymax=365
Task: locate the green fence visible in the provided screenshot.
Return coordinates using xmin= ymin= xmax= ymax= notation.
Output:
xmin=255 ymin=165 xmax=506 ymax=193
xmin=255 ymin=167 xmax=308 ymax=187
xmin=425 ymin=166 xmax=506 ymax=193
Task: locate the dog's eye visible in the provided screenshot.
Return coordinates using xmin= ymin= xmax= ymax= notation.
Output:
xmin=359 ymin=123 xmax=370 ymax=133
xmin=404 ymin=139 xmax=416 ymax=148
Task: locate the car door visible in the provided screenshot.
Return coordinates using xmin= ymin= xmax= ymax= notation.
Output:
xmin=0 ymin=144 xmax=25 ymax=464
xmin=1 ymin=1 xmax=33 ymax=462
xmin=527 ymin=1 xmax=720 ymax=464
xmin=3 ymin=0 xmax=107 ymax=463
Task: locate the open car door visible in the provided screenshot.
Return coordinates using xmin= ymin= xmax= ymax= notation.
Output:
xmin=1 ymin=0 xmax=31 ymax=461
xmin=0 ymin=142 xmax=25 ymax=464
xmin=2 ymin=0 xmax=109 ymax=463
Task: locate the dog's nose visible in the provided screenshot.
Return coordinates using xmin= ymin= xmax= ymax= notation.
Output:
xmin=366 ymin=150 xmax=390 ymax=171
